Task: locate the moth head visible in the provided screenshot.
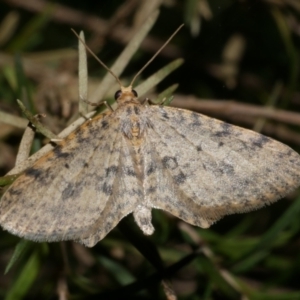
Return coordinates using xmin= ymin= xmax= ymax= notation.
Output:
xmin=114 ymin=86 xmax=138 ymax=102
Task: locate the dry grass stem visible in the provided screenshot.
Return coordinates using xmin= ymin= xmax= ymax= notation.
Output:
xmin=78 ymin=31 xmax=88 ymax=115
xmin=15 ymin=124 xmax=35 ymax=166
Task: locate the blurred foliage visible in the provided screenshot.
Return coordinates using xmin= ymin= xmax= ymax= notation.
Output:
xmin=1 ymin=0 xmax=300 ymax=299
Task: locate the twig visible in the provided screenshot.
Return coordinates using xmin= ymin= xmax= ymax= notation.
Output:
xmin=252 ymin=81 xmax=283 ymax=132
xmin=171 ymin=95 xmax=300 ymax=126
xmin=56 ymin=276 xmax=69 ymax=300
xmin=230 ymin=115 xmax=300 ymax=146
xmin=17 ymin=99 xmax=57 ymax=139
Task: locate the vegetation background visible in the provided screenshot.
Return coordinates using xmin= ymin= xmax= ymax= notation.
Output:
xmin=0 ymin=0 xmax=300 ymax=299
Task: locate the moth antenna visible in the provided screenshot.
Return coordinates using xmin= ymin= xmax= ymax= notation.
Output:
xmin=71 ymin=28 xmax=123 ymax=87
xmin=130 ymin=24 xmax=184 ymax=87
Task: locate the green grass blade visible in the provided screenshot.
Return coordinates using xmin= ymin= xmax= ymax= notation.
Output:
xmin=233 ymin=196 xmax=300 ymax=272
xmin=4 ymin=240 xmax=32 ymax=274
xmin=5 ymin=250 xmax=40 ymax=300
xmin=136 ymin=58 xmax=183 ymax=97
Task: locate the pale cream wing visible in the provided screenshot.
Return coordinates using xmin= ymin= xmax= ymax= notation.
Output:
xmin=0 ymin=113 xmax=139 ymax=246
xmin=80 ymin=136 xmax=143 ymax=247
xmin=144 ymin=105 xmax=300 ymax=227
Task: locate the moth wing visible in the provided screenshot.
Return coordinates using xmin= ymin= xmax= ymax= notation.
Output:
xmin=0 ymin=114 xmax=140 ymax=247
xmin=144 ymin=105 xmax=300 ymax=227
xmin=80 ymin=136 xmax=143 ymax=247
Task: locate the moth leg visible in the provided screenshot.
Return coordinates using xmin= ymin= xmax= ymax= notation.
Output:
xmin=80 ymin=95 xmax=113 ymax=110
xmin=103 ymin=101 xmax=114 ymax=111
xmin=141 ymin=98 xmax=152 ymax=105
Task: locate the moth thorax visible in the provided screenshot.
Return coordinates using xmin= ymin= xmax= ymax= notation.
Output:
xmin=130 ymin=115 xmax=142 ymax=138
xmin=118 ymin=93 xmax=138 ymax=104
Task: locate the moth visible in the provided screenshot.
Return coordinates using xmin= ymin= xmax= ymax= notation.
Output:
xmin=1 ymin=28 xmax=300 ymax=247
